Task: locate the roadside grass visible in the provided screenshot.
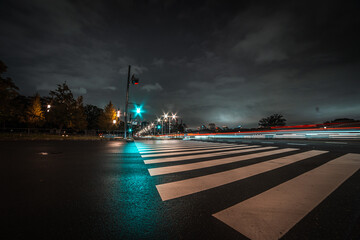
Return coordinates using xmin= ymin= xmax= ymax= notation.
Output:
xmin=0 ymin=133 xmax=104 ymax=141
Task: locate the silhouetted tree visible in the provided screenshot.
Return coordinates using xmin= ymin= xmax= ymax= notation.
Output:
xmin=47 ymin=82 xmax=76 ymax=132
xmin=0 ymin=60 xmax=19 ymax=128
xmin=84 ymin=104 xmax=103 ymax=130
xmin=69 ymin=96 xmax=87 ymax=130
xmin=258 ymin=114 xmax=286 ymax=127
xmin=98 ymin=101 xmax=117 ymax=131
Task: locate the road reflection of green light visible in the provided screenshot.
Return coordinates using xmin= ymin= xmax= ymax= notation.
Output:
xmin=106 ymin=141 xmax=170 ymax=239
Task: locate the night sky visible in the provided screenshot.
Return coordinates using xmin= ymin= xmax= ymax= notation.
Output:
xmin=1 ymin=0 xmax=360 ymax=128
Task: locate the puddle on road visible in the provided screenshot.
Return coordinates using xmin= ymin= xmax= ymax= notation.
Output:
xmin=37 ymin=152 xmax=62 ymax=155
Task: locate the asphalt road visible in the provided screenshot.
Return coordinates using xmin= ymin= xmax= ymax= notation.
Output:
xmin=1 ymin=140 xmax=360 ymax=239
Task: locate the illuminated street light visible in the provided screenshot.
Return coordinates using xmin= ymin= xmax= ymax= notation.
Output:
xmin=124 ymin=65 xmax=141 ymax=139
xmin=133 ymin=105 xmax=143 ymax=117
xmin=162 ymin=113 xmax=169 ymax=135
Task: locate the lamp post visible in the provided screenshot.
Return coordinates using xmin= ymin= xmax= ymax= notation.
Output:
xmin=124 ymin=66 xmax=140 ymax=139
xmin=151 ymin=123 xmax=155 ymax=136
xmin=157 ymin=118 xmax=161 ymax=135
xmin=171 ymin=113 xmax=177 ymax=134
xmin=124 ymin=66 xmax=131 ymax=139
xmin=163 ymin=113 xmax=169 ymax=135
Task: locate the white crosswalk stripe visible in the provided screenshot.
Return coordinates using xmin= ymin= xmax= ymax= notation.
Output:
xmin=138 ymin=144 xmax=231 ymax=151
xmin=139 ymin=144 xmax=247 ymax=154
xmin=213 ymin=153 xmax=360 ymax=240
xmin=148 ymin=147 xmax=293 ymax=176
xmin=137 ymin=140 xmax=360 ymax=239
xmin=143 ymin=145 xmax=261 ymax=164
xmin=155 ymin=150 xmax=326 ymax=200
xmin=141 ymin=145 xmax=250 ymax=157
xmin=137 ymin=142 xmax=239 ymax=151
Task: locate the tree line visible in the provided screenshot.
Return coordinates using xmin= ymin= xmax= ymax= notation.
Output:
xmin=0 ymin=60 xmax=122 ymax=132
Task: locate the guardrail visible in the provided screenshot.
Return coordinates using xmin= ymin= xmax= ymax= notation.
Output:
xmin=142 ymin=127 xmax=360 ymax=140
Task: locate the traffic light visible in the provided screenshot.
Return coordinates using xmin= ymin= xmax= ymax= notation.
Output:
xmin=131 ymin=74 xmax=139 ymax=85
xmin=133 ymin=105 xmax=143 ymax=117
xmin=157 ymin=125 xmax=161 ymax=129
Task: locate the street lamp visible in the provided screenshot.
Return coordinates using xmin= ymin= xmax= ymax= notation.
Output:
xmin=151 ymin=123 xmax=155 ymax=135
xmin=163 ymin=113 xmax=169 ymax=135
xmin=124 ymin=65 xmax=140 ymax=139
xmin=171 ymin=113 xmax=177 ymax=135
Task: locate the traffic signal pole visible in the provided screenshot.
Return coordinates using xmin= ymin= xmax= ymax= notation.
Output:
xmin=124 ymin=65 xmax=131 ymax=139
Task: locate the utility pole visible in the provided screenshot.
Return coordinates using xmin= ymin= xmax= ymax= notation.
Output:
xmin=124 ymin=65 xmax=131 ymax=139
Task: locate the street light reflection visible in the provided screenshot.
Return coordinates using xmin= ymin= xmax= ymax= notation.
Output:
xmin=107 ymin=142 xmax=167 ymax=238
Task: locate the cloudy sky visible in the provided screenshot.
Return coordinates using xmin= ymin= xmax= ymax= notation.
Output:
xmin=1 ymin=0 xmax=359 ymax=128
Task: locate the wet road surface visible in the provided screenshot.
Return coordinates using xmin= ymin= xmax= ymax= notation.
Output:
xmin=2 ymin=140 xmax=360 ymax=239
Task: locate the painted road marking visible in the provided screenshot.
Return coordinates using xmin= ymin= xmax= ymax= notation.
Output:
xmin=141 ymin=145 xmax=247 ymax=157
xmin=137 ymin=142 xmax=238 ymax=149
xmin=155 ymin=148 xmax=323 ymax=201
xmin=325 ymin=142 xmax=347 ymax=144
xmin=143 ymin=145 xmax=261 ymax=164
xmin=138 ymin=143 xmax=243 ymax=151
xmin=138 ymin=145 xmax=243 ymax=153
xmin=148 ymin=147 xmax=282 ymax=176
xmin=136 ymin=142 xmax=230 ymax=149
xmin=213 ymin=153 xmax=359 ymax=240
xmin=138 ymin=141 xmax=239 ymax=148
xmin=138 ymin=145 xmax=236 ymax=152
xmin=287 ymin=143 xmax=307 ymax=146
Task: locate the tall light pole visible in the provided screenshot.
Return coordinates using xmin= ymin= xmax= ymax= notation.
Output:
xmin=171 ymin=113 xmax=177 ymax=135
xmin=151 ymin=123 xmax=155 ymax=136
xmin=124 ymin=65 xmax=131 ymax=139
xmin=163 ymin=113 xmax=168 ymax=135
xmin=123 ymin=66 xmax=140 ymax=139
xmin=157 ymin=118 xmax=162 ymax=135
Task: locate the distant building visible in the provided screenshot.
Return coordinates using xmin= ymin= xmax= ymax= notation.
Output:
xmin=141 ymin=121 xmax=149 ymax=128
xmin=208 ymin=123 xmax=216 ymax=131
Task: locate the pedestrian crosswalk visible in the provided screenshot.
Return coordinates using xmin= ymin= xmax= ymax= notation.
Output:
xmin=135 ymin=140 xmax=360 ymax=239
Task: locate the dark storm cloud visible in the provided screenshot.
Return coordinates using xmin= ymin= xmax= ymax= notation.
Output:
xmin=1 ymin=0 xmax=360 ymax=128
